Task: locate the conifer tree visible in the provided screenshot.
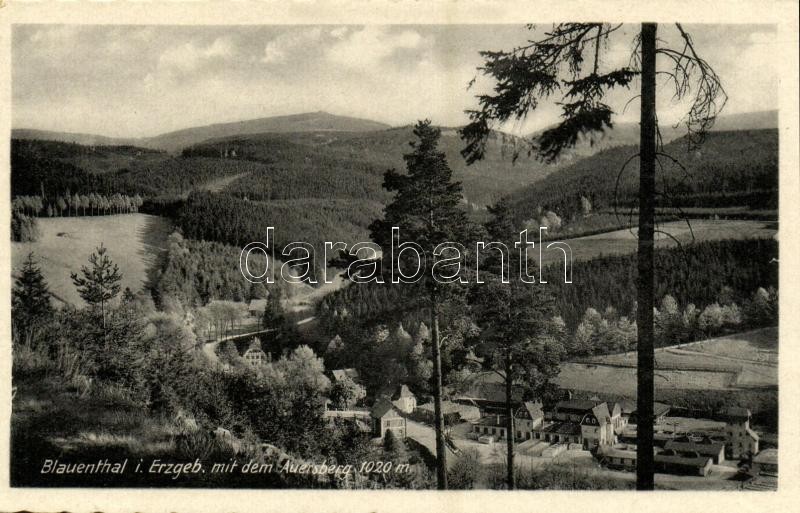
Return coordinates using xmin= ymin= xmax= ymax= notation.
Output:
xmin=12 ymin=252 xmax=53 ymax=340
xmin=370 ymin=120 xmax=477 ymax=489
xmin=469 ymin=199 xmax=564 ymax=489
xmin=71 ymin=244 xmax=122 ymax=333
xmin=461 ymin=23 xmax=725 ymax=489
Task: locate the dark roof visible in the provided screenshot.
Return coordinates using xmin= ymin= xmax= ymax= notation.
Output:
xmin=655 ymin=452 xmax=711 ymax=468
xmin=392 ymin=384 xmax=414 ymax=400
xmin=721 ymin=407 xmax=751 ymax=420
xmin=555 ymin=399 xmax=600 ymax=413
xmin=476 ymin=415 xmax=507 ymax=427
xmin=541 ymin=422 xmax=582 ymax=436
xmin=630 ymin=402 xmax=671 ymax=419
xmin=331 ymin=368 xmax=360 ymax=382
xmin=601 ymin=447 xmax=637 ymax=460
xmin=370 ymin=398 xmax=397 ymax=419
xmin=664 ymin=440 xmax=725 ymax=457
xmin=246 ymin=338 xmax=262 ymax=351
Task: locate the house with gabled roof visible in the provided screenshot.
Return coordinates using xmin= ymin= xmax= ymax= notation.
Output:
xmin=242 ymin=338 xmax=267 ymax=367
xmin=391 ymin=384 xmax=416 ymax=414
xmin=370 ymin=398 xmax=406 ymax=439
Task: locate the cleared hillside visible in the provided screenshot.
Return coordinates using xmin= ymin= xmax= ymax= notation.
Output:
xmin=11 ymin=214 xmax=172 ymax=306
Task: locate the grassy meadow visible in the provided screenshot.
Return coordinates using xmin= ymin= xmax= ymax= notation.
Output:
xmin=11 ymin=214 xmax=172 ymax=306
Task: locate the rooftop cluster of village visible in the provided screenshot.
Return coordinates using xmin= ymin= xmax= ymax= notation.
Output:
xmin=235 ymin=337 xmax=777 ymax=487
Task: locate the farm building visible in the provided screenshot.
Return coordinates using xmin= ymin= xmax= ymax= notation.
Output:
xmin=721 ymin=407 xmax=759 ymax=459
xmin=391 ymin=385 xmax=416 ymax=414
xmin=371 ymin=398 xmax=406 ymax=439
xmin=418 ymin=401 xmax=480 ymax=425
xmin=654 ymin=450 xmax=712 ymax=477
xmin=242 ymin=338 xmax=267 ymax=367
xmin=751 ymin=448 xmax=777 ymax=477
xmin=626 ymin=401 xmax=671 ymax=425
xmin=664 ymin=437 xmax=726 ymax=464
xmin=598 ymin=447 xmax=637 ymax=471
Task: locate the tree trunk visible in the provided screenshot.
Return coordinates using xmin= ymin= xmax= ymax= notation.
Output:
xmin=636 ymin=22 xmax=657 ymax=491
xmin=505 ymin=352 xmax=515 ymax=489
xmin=430 ymin=289 xmax=448 ymax=489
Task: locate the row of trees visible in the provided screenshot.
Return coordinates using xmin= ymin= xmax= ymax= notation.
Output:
xmin=569 ymin=287 xmax=778 ymax=357
xmin=12 ymin=192 xmax=144 ymax=218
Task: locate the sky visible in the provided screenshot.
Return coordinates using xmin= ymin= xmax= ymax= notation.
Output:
xmin=12 ymin=23 xmax=779 ymax=138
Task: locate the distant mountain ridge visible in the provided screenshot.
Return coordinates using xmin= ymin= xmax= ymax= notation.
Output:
xmin=523 ymin=110 xmax=779 ymax=162
xmin=13 ymin=111 xmax=392 ymax=153
xmin=13 ymin=109 xmax=777 ymax=155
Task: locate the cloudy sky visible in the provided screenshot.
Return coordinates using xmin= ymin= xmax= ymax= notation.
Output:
xmin=12 ymin=24 xmax=778 ymax=138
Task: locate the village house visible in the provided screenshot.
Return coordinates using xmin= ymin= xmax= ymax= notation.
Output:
xmin=514 ymin=401 xmax=544 ymax=440
xmin=391 ymin=384 xmax=416 ymax=414
xmin=242 ymin=338 xmax=267 ymax=367
xmin=370 ymin=398 xmax=407 ymax=439
xmin=721 ymin=407 xmax=759 ymax=459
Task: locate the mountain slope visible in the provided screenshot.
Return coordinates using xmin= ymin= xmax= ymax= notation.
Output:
xmin=143 ymin=111 xmax=392 ymax=152
xmin=13 ymin=112 xmax=391 ymax=153
xmin=505 ymin=128 xmax=778 ymax=224
xmin=184 ymin=126 xmax=560 ymax=208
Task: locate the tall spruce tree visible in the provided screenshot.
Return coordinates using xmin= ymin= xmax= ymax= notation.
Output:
xmin=71 ymin=244 xmax=122 ymax=334
xmin=469 ymin=199 xmax=564 ymax=489
xmin=370 ymin=120 xmax=476 ymax=489
xmin=12 ymin=252 xmax=53 ymax=341
xmin=460 ymin=23 xmax=725 ymax=489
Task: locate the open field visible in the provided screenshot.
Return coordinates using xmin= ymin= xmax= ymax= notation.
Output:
xmin=555 ymin=328 xmax=777 ymax=396
xmin=11 ymin=214 xmax=172 ymax=306
xmin=541 ymin=219 xmax=777 ymax=266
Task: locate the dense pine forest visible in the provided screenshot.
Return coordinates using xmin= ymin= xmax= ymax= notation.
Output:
xmin=318 ymin=238 xmax=778 ymax=352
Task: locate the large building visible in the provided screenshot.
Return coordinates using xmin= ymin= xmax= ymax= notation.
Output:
xmin=721 ymin=407 xmax=759 ymax=459
xmin=534 ymin=399 xmax=619 ymax=449
xmin=472 ymin=399 xmax=621 ymax=450
xmin=471 ymin=401 xmax=543 ymax=441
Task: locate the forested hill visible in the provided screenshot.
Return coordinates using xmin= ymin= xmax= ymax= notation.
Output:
xmin=184 ymin=126 xmax=557 ymax=207
xmin=143 ymin=111 xmax=392 ymax=153
xmin=504 ymin=128 xmax=778 ymax=224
